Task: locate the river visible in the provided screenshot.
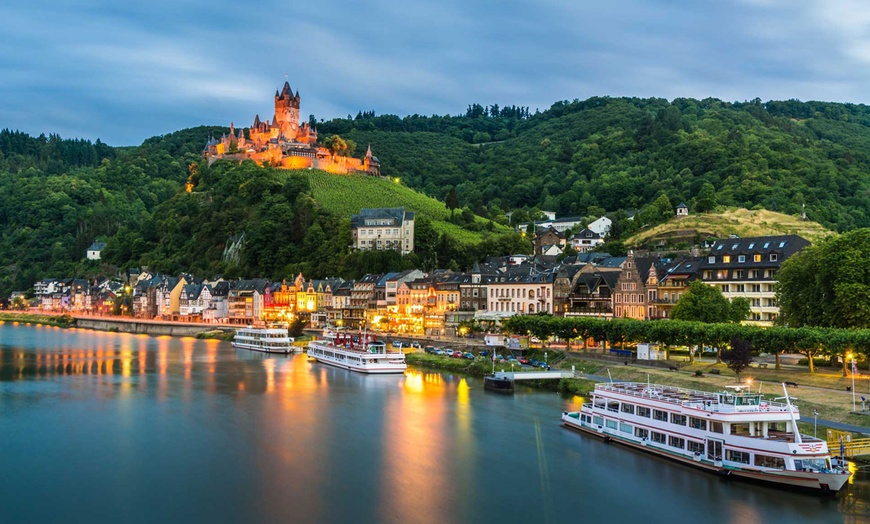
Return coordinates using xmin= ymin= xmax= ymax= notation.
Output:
xmin=0 ymin=323 xmax=867 ymax=523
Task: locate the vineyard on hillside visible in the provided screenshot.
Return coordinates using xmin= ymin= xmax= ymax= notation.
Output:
xmin=305 ymin=170 xmax=509 ymax=244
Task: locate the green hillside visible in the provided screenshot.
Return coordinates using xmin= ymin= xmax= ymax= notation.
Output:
xmin=625 ymin=208 xmax=834 ymax=248
xmin=305 ymin=170 xmax=509 ymax=244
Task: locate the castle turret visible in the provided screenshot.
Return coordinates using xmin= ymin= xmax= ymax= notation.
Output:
xmin=274 ymin=80 xmax=300 ymax=139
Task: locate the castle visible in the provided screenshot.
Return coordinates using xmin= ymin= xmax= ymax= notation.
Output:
xmin=203 ymin=80 xmax=380 ymax=175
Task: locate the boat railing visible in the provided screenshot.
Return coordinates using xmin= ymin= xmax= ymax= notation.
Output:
xmin=595 ymin=382 xmax=796 ymax=414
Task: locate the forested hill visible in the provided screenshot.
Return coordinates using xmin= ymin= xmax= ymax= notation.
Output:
xmin=319 ymin=98 xmax=870 ymax=232
xmin=3 ymin=96 xmax=870 ymax=295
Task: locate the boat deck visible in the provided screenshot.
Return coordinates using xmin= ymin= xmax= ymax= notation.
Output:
xmin=594 ymin=382 xmax=795 ymax=414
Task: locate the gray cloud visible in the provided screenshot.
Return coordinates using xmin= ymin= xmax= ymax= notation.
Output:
xmin=1 ymin=0 xmax=869 ymax=145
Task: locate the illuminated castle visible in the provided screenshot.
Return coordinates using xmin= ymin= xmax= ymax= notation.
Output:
xmin=204 ymin=80 xmax=380 ymax=175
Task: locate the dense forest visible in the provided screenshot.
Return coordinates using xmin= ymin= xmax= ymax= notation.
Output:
xmin=2 ymin=95 xmax=870 ymax=295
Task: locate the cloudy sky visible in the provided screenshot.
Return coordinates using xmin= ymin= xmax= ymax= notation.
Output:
xmin=1 ymin=0 xmax=868 ymax=145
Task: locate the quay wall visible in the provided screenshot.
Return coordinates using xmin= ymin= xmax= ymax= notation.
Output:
xmin=74 ymin=317 xmax=233 ymax=337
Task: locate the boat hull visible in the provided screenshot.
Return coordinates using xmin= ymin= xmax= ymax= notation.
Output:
xmin=231 ymin=342 xmax=295 ymax=354
xmin=561 ymin=413 xmax=850 ymax=494
xmin=484 ymin=376 xmax=514 ymax=393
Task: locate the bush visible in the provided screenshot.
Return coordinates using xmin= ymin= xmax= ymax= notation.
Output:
xmin=694 ymin=370 xmax=704 ymax=377
xmin=797 ymin=358 xmax=832 ymax=367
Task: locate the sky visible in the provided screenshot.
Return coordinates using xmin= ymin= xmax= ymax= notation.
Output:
xmin=1 ymin=0 xmax=869 ymax=146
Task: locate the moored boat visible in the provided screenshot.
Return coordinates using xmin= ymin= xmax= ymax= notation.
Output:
xmin=562 ymin=381 xmax=850 ymax=493
xmin=232 ymin=326 xmax=296 ymax=354
xmin=484 ymin=375 xmax=514 ymax=393
xmin=307 ymin=330 xmax=406 ymax=374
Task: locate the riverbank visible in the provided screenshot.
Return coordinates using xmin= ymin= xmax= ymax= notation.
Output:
xmin=0 ymin=312 xmax=74 ymax=328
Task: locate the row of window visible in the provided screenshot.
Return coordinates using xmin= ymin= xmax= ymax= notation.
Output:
xmin=491 ymin=287 xmax=550 ymax=299
xmin=489 ymin=302 xmax=549 ymax=313
xmin=704 ymin=270 xmax=777 ymax=280
xmin=709 ymin=253 xmax=778 ymax=264
xmin=617 ymin=402 xmax=725 ymax=433
xmin=358 ymin=228 xmax=408 ymax=237
xmin=591 ymin=414 xmax=787 ymax=468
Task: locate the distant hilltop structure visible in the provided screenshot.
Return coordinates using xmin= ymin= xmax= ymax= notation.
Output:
xmin=203 ymin=79 xmax=380 ymax=176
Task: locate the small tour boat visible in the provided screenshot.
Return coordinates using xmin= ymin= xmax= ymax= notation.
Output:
xmin=232 ymin=326 xmax=296 ymax=354
xmin=307 ymin=330 xmax=406 ymax=374
xmin=562 ymin=381 xmax=850 ymax=493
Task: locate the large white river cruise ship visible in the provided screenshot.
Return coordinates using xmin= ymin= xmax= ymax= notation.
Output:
xmin=562 ymin=382 xmax=850 ymax=493
xmin=307 ymin=331 xmax=406 ymax=374
xmin=232 ymin=326 xmax=296 ymax=354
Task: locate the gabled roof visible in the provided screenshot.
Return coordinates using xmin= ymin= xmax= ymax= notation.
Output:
xmin=87 ymin=242 xmax=106 ymax=251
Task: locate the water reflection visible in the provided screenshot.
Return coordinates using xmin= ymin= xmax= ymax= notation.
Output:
xmin=0 ymin=323 xmax=867 ymax=524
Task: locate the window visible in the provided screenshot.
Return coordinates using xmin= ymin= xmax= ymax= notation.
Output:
xmin=593 ymin=416 xmax=603 ymax=426
xmin=769 ymin=254 xmax=778 ymax=262
xmin=708 ymin=256 xmax=716 ymax=263
xmin=726 ymin=449 xmax=750 ymax=464
xmin=620 ymin=423 xmax=633 ymax=434
xmin=710 ymin=422 xmax=723 ymax=434
xmin=620 ymin=403 xmax=635 ymax=414
xmin=669 ymin=436 xmax=685 ymax=449
xmin=688 ymin=441 xmax=705 ymax=455
xmin=653 ymin=409 xmax=668 ymax=422
xmin=735 ymin=270 xmax=744 ymax=279
xmin=763 ymin=242 xmax=771 ymax=248
xmin=689 ymin=417 xmax=707 ymax=430
xmin=737 ymin=255 xmax=745 ymax=263
xmin=635 ymin=428 xmax=649 ymax=439
xmin=651 ymin=432 xmax=667 ymax=444
xmin=754 ymin=455 xmax=785 ymax=468
xmin=670 ymin=414 xmax=687 ymax=426
xmin=753 ymin=254 xmax=762 ymax=262
xmin=606 ymin=419 xmax=618 ymax=430
xmin=636 ymin=406 xmax=651 ymax=418
xmin=723 ymin=255 xmax=731 ymax=263
xmin=748 ymin=243 xmax=755 ymax=249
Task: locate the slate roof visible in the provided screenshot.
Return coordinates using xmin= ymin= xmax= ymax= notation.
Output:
xmin=350 ymin=208 xmax=415 ymax=228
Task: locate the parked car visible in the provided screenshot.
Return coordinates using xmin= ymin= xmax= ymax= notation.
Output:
xmin=424 ymin=346 xmax=437 ymax=354
xmin=517 ymin=357 xmax=530 ymax=365
xmin=480 ymin=350 xmax=489 ymax=357
xmin=410 ymin=342 xmax=422 ymax=349
xmin=463 ymin=352 xmax=475 ymax=360
xmin=451 ymin=350 xmax=464 ymax=358
xmin=529 ymin=359 xmax=543 ymax=367
xmin=433 ymin=349 xmax=445 ymax=356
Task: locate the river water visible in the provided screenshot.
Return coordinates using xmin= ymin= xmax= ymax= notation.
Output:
xmin=1 ymin=323 xmax=867 ymax=523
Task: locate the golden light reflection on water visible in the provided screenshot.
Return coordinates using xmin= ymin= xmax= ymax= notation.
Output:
xmin=377 ymin=369 xmax=453 ymax=523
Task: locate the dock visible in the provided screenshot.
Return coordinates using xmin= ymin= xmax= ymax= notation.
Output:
xmin=493 ymin=370 xmax=574 ymax=381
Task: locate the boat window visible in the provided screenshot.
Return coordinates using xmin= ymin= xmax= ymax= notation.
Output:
xmin=593 ymin=416 xmax=604 ymax=426
xmin=689 ymin=417 xmax=707 ymax=430
xmin=620 ymin=403 xmax=635 ymax=414
xmin=754 ymin=455 xmax=785 ymax=468
xmin=606 ymin=419 xmax=618 ymax=430
xmin=651 ymin=432 xmax=666 ymax=444
xmin=619 ymin=423 xmax=633 ymax=434
xmin=635 ymin=428 xmax=649 ymax=439
xmin=730 ymin=423 xmax=750 ymax=435
xmin=687 ymin=441 xmax=704 ymax=455
xmin=725 ymin=449 xmax=750 ymax=464
xmin=653 ymin=409 xmax=668 ymax=421
xmin=670 ymin=414 xmax=687 ymax=426
xmin=710 ymin=422 xmax=724 ymax=434
xmin=768 ymin=422 xmax=786 ymax=433
xmin=636 ymin=406 xmax=651 ymax=418
xmin=668 ymin=436 xmax=685 ymax=449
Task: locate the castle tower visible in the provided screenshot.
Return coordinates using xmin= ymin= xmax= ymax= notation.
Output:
xmin=274 ymin=81 xmax=300 ymax=139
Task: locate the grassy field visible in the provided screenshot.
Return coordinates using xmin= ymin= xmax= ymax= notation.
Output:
xmin=626 ymin=208 xmax=833 ymax=247
xmin=305 ymin=170 xmax=510 ymax=244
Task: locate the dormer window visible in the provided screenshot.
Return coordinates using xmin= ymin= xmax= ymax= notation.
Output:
xmin=770 ymin=254 xmax=778 ymax=262
xmin=708 ymin=256 xmax=716 ymax=263
xmin=753 ymin=254 xmax=762 ymax=262
xmin=723 ymin=255 xmax=731 ymax=263
xmin=738 ymin=255 xmax=745 ymax=263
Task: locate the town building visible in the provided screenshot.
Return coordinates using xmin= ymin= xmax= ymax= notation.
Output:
xmin=570 ymin=228 xmax=605 ymax=253
xmin=699 ymin=235 xmax=810 ymax=325
xmin=86 ymin=242 xmax=106 ymax=261
xmin=351 ymin=207 xmax=415 ymax=255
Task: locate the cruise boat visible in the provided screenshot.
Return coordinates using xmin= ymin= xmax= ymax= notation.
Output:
xmin=562 ymin=382 xmax=850 ymax=493
xmin=307 ymin=331 xmax=406 ymax=374
xmin=232 ymin=326 xmax=296 ymax=354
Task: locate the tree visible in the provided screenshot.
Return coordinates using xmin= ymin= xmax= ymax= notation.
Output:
xmin=777 ymin=229 xmax=870 ymax=329
xmin=444 ymin=187 xmax=459 ymax=218
xmin=672 ymin=281 xmax=748 ymax=362
xmin=721 ymin=337 xmax=754 ymax=380
xmin=323 ymin=135 xmax=348 ymax=158
xmin=695 ymin=182 xmax=717 ymax=213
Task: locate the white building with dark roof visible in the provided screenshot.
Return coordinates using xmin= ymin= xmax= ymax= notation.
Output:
xmin=351 ymin=207 xmax=415 ymax=255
